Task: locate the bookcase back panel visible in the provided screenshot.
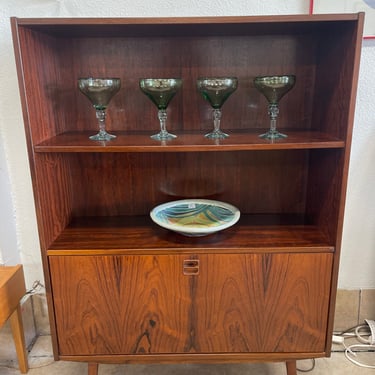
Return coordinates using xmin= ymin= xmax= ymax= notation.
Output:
xmin=66 ymin=151 xmax=308 ymax=217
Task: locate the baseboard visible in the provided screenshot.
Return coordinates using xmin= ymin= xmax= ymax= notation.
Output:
xmin=334 ymin=288 xmax=375 ymax=332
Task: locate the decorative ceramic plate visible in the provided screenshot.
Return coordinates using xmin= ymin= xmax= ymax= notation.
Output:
xmin=150 ymin=199 xmax=240 ymax=236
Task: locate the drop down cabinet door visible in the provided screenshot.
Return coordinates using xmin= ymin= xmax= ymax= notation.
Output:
xmin=49 ymin=252 xmax=332 ymax=357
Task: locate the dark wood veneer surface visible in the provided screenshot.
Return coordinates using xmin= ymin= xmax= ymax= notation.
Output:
xmin=34 ymin=131 xmax=344 ymax=152
xmin=50 ymin=253 xmax=332 ymax=355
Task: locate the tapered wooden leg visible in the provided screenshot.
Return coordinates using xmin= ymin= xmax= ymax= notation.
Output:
xmin=88 ymin=362 xmax=99 ymax=375
xmin=286 ymin=360 xmax=297 ymax=375
xmin=9 ymin=304 xmax=28 ymax=374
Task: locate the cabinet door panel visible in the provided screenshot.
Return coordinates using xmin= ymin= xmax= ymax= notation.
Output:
xmin=195 ymin=253 xmax=332 ymax=353
xmin=49 ymin=255 xmax=192 ymax=355
xmin=50 ymin=253 xmax=332 ymax=356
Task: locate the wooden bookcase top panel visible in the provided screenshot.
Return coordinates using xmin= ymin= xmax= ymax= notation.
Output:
xmin=13 ymin=14 xmax=362 ymax=36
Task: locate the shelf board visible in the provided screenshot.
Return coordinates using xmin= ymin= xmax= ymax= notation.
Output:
xmin=35 ymin=131 xmax=345 ymax=153
xmin=47 ymin=215 xmax=334 ymax=255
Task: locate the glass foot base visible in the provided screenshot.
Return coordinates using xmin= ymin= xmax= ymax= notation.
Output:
xmin=89 ymin=132 xmax=116 ymax=141
xmin=205 ymin=130 xmax=229 ymax=139
xmin=259 ymin=130 xmax=287 ymax=140
xmin=151 ymin=132 xmax=177 ymax=141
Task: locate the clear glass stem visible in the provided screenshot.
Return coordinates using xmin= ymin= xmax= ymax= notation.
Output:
xmin=205 ymin=108 xmax=228 ymax=139
xmin=268 ymin=103 xmax=279 ymax=134
xmin=213 ymin=108 xmax=222 ymax=133
xmin=96 ymin=109 xmax=108 ymax=137
xmin=89 ymin=109 xmax=116 ymax=141
xmin=259 ymin=103 xmax=287 ymax=139
xmin=158 ymin=109 xmax=168 ymax=137
xmin=151 ymin=109 xmax=176 ymax=140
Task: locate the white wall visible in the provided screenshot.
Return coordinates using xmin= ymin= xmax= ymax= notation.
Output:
xmin=0 ymin=0 xmax=374 ymax=288
xmin=340 ymin=42 xmax=375 ymax=288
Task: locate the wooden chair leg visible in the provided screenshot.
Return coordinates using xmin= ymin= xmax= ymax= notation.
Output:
xmin=9 ymin=304 xmax=28 ymax=373
xmin=88 ymin=362 xmax=99 ymax=375
xmin=285 ymin=360 xmax=297 ymax=375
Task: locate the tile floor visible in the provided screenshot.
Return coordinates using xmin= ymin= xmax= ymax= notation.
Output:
xmin=0 ymin=335 xmax=374 ymax=375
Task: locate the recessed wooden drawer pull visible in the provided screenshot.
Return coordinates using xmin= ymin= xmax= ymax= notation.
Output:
xmin=183 ymin=259 xmax=200 ymax=275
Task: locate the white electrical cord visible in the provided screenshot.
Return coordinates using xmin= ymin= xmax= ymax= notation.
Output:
xmin=344 ymin=344 xmax=375 ymax=369
xmin=355 ymin=323 xmax=374 ymax=344
xmin=343 ymin=319 xmax=375 ymax=369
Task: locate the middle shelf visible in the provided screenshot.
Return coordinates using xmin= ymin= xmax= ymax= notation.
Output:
xmin=47 ymin=214 xmax=334 ymax=255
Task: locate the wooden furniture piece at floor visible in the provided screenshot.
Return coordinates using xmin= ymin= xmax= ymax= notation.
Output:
xmin=0 ymin=265 xmax=28 ymax=373
xmin=11 ymin=14 xmax=364 ymax=375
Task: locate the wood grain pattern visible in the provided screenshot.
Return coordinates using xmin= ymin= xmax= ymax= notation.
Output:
xmin=66 ymin=150 xmax=309 ymax=217
xmin=50 ymin=255 xmax=191 ymax=355
xmin=33 ymin=153 xmax=73 ymax=250
xmin=306 ymin=149 xmax=344 ymax=244
xmin=49 ymin=253 xmax=332 ymax=355
xmin=194 ymin=253 xmax=331 ymax=353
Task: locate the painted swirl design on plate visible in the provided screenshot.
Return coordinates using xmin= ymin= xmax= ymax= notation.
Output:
xmin=155 ymin=203 xmax=235 ymax=228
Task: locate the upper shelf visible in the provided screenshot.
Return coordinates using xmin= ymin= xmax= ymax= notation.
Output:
xmin=34 ymin=130 xmax=344 ymax=153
